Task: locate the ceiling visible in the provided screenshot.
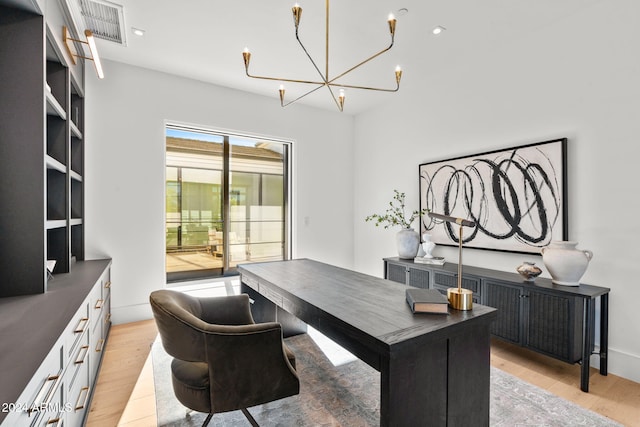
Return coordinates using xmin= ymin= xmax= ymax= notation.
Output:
xmin=91 ymin=0 xmax=602 ymax=115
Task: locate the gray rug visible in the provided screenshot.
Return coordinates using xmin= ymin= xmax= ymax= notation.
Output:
xmin=152 ymin=333 xmax=621 ymax=426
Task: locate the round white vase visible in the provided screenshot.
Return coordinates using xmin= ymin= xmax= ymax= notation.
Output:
xmin=396 ymin=228 xmax=420 ymax=259
xmin=541 ymin=241 xmax=593 ymax=286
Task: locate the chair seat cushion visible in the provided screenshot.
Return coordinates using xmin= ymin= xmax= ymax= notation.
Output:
xmin=171 ymin=359 xmax=211 ymax=413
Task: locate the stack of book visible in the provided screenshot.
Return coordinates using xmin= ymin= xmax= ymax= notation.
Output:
xmin=405 ymin=288 xmax=449 ymax=314
xmin=413 ymin=256 xmax=445 ymax=265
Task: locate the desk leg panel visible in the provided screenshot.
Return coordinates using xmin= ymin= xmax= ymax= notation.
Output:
xmin=447 ymin=322 xmax=492 ymax=427
xmin=382 ymin=339 xmax=448 ymax=427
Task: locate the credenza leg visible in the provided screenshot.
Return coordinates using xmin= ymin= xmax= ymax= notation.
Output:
xmin=581 ymin=298 xmax=594 ymax=392
xmin=600 ymin=293 xmax=609 ymax=376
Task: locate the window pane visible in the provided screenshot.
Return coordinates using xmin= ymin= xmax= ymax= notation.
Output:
xmin=166 ymin=130 xmax=223 ymax=276
xmin=166 ymin=127 xmax=289 ymax=280
xmin=229 ymin=139 xmax=286 ymax=268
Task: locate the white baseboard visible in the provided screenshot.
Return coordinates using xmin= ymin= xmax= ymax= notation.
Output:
xmin=604 ymin=347 xmax=640 ymax=384
xmin=111 ymin=302 xmax=153 ymax=325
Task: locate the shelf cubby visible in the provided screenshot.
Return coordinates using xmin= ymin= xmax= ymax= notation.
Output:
xmin=47 ymin=168 xmax=67 ymax=221
xmin=71 ymin=224 xmax=84 ymax=261
xmin=71 ymin=136 xmax=83 ymax=175
xmin=47 ymin=115 xmax=67 ymax=164
xmin=47 ymin=226 xmax=69 ymax=274
xmin=71 ymin=178 xmax=83 ymax=219
xmin=71 ymin=84 xmax=84 ymax=132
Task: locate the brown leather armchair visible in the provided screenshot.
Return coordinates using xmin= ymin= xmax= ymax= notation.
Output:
xmin=150 ymin=289 xmax=300 ymax=426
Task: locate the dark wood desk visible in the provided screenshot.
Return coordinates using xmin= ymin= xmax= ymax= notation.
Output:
xmin=238 ymin=259 xmax=497 ymax=427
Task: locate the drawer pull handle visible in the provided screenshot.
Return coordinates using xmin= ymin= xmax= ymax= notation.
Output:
xmin=75 ymin=386 xmax=90 ymax=411
xmin=104 ymin=280 xmax=111 ymax=289
xmin=47 ymin=415 xmax=63 ymax=426
xmin=74 ymin=317 xmax=89 ymax=334
xmin=28 ymin=372 xmax=61 ymax=414
xmin=105 ymin=313 xmax=111 ymax=324
xmin=95 ymin=338 xmax=105 ymax=352
xmin=94 ymin=299 xmax=104 ymax=309
xmin=75 ymin=345 xmax=89 ymax=364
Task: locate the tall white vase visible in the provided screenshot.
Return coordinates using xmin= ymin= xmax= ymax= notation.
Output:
xmin=396 ymin=228 xmax=420 ymax=259
xmin=541 ymin=241 xmax=593 ymax=286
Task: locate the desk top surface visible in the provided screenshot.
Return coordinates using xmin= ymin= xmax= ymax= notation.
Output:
xmin=239 ymin=259 xmax=496 ymax=349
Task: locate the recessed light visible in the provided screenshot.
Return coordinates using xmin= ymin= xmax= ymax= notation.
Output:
xmin=432 ymin=25 xmax=446 ymax=35
xmin=132 ymin=27 xmax=145 ymax=36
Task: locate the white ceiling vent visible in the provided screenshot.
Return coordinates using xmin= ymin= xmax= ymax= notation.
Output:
xmin=79 ymin=0 xmax=127 ymax=45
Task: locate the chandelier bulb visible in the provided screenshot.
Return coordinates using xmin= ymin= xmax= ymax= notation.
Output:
xmin=388 ymin=14 xmax=397 ymax=36
xmin=338 ymin=89 xmax=345 ymax=111
xmin=395 ymin=66 xmax=402 ymax=85
xmin=242 ymin=47 xmax=251 ymax=69
xmin=292 ymin=3 xmax=302 ymax=29
xmin=279 ymin=85 xmax=286 ymax=105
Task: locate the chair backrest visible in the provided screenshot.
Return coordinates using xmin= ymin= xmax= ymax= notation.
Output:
xmin=150 ymin=289 xmax=210 ymax=362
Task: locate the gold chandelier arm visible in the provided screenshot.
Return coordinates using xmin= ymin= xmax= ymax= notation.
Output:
xmin=281 ymin=83 xmax=325 ymax=107
xmin=328 ymin=80 xmax=400 ymax=92
xmin=244 ymin=68 xmax=326 ymax=86
xmin=294 ymin=30 xmax=330 ymax=86
xmin=293 ymin=26 xmax=344 ymax=111
xmin=281 ymin=83 xmax=343 ymax=112
xmin=327 ymin=38 xmax=394 ymax=85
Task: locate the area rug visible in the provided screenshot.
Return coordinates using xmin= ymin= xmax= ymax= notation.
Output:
xmin=152 ymin=333 xmax=621 ymax=426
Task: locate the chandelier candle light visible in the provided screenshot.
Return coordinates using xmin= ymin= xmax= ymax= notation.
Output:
xmin=242 ymin=1 xmax=402 ymax=112
xmin=428 ymin=212 xmax=476 ymax=311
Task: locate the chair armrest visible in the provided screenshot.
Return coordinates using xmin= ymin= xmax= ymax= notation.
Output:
xmin=203 ymin=322 xmax=299 ymax=413
xmin=198 ymin=293 xmax=255 ymax=325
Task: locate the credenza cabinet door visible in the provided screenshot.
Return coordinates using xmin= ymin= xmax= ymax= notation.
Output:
xmin=385 ymin=261 xmax=431 ymax=289
xmin=432 ymin=270 xmax=481 ymax=303
xmin=525 ymin=289 xmax=584 ymax=363
xmin=407 ymin=266 xmax=430 ymax=289
xmin=484 ymin=280 xmax=524 ymax=344
xmin=386 ymin=261 xmax=408 ymax=284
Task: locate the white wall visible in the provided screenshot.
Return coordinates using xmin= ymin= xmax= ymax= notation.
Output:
xmin=85 ymin=60 xmax=354 ymax=324
xmin=354 ymin=2 xmax=640 ymax=382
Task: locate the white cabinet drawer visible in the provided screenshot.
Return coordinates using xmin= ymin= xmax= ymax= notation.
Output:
xmin=66 ymin=361 xmax=90 ymax=427
xmin=64 ymin=303 xmax=89 ymax=363
xmin=2 ymin=344 xmax=63 ymax=426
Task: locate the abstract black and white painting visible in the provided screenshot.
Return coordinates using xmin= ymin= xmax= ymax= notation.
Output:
xmin=419 ymin=138 xmax=567 ymax=254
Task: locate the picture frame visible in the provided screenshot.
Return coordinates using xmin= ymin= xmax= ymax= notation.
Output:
xmin=419 ymin=138 xmax=568 ymax=254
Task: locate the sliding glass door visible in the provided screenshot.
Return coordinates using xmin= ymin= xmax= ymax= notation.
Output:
xmin=165 ymin=126 xmax=291 ymax=282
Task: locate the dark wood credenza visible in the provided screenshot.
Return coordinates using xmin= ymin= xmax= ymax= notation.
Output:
xmin=383 ymin=257 xmax=610 ymax=392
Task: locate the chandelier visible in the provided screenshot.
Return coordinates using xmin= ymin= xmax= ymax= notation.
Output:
xmin=242 ymin=0 xmax=402 ymax=112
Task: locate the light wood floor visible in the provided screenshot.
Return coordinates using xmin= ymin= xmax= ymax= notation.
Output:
xmin=87 ymin=320 xmax=640 ymax=427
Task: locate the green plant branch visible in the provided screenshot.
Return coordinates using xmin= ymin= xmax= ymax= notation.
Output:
xmin=365 ymin=190 xmax=429 ymax=229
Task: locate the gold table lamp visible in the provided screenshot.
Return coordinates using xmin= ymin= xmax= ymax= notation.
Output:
xmin=428 ymin=213 xmax=476 ymax=311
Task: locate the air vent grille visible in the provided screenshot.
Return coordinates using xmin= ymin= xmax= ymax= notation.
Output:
xmin=79 ymin=0 xmax=126 ymax=45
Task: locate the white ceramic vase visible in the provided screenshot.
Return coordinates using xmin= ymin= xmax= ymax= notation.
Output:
xmin=421 ymin=233 xmax=436 ymax=258
xmin=541 ymin=241 xmax=593 ymax=286
xmin=396 ymin=228 xmax=420 ymax=259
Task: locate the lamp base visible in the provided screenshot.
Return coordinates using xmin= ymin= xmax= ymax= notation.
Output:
xmin=447 ymin=288 xmax=473 ymax=311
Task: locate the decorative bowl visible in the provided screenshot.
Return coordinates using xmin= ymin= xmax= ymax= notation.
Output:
xmin=517 ymin=261 xmax=542 ymax=282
